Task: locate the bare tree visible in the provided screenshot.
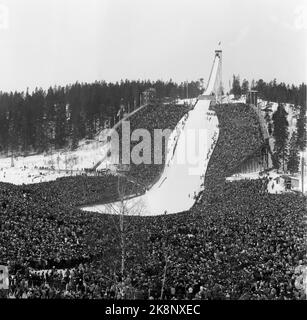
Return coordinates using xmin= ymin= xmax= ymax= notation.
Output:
xmin=160 ymin=214 xmax=171 ymax=300
xmin=160 ymin=250 xmax=169 ymax=300
xmin=101 ymin=171 xmax=147 ymax=291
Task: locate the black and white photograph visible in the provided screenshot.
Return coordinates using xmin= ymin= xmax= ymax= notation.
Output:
xmin=0 ymin=0 xmax=306 ymax=303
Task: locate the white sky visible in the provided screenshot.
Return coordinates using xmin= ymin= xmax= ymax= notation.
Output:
xmin=0 ymin=0 xmax=306 ymax=92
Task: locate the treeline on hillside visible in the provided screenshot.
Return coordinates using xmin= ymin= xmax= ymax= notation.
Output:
xmin=230 ymin=75 xmax=306 ymax=173
xmin=0 ymin=80 xmax=202 ymax=155
xmin=230 ymin=75 xmax=306 ymax=107
xmin=270 ymin=102 xmax=306 ymax=173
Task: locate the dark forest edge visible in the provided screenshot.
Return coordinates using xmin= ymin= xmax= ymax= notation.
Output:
xmin=0 ymin=78 xmax=305 ymax=157
xmin=0 ymin=80 xmax=201 ymax=156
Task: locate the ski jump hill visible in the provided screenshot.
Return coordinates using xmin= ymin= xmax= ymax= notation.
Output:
xmin=82 ymin=50 xmax=224 ymax=215
xmin=0 ymin=48 xmax=273 ymax=216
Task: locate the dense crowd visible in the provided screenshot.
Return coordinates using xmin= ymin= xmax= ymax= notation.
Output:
xmin=3 ymin=179 xmax=306 ymax=300
xmin=203 ymin=103 xmax=264 ymax=198
xmin=0 ymin=174 xmax=143 ymax=271
xmin=0 ymin=103 xmax=306 ymax=299
xmin=116 ymin=102 xmax=191 ymax=186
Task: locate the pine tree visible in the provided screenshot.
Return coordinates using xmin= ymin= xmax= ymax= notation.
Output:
xmin=296 ymin=105 xmax=306 ymax=152
xmin=230 ymin=75 xmax=241 ymax=97
xmin=287 ymin=132 xmax=300 ymax=173
xmin=241 ymin=79 xmax=249 ymax=95
xmin=272 ymin=103 xmax=289 ymax=171
xmin=250 ymin=79 xmax=256 ymax=90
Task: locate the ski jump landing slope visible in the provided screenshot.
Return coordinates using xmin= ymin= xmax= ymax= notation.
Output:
xmin=82 ymin=55 xmax=221 ymax=216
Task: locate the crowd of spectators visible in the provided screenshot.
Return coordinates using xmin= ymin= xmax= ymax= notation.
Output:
xmin=202 ymin=103 xmax=264 ymax=199
xmin=116 ymin=102 xmax=191 ymax=186
xmin=0 ymin=174 xmax=142 ymax=271
xmin=0 ymin=103 xmax=306 ymax=300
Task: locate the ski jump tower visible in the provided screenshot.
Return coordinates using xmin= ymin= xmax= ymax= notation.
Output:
xmin=199 ymin=48 xmax=223 ymax=102
xmin=213 ymin=49 xmax=223 ymax=100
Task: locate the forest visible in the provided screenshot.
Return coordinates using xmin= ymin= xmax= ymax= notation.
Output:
xmin=0 ymin=77 xmax=305 ymax=164
xmin=0 ymin=80 xmax=201 ymax=155
xmin=231 ymin=75 xmax=306 ymax=173
xmin=230 ymin=75 xmax=306 ymax=108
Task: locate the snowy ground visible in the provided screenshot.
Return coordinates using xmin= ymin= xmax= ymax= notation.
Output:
xmin=0 ymin=69 xmax=302 ymax=211
xmin=81 ymin=55 xmax=221 ymax=215
xmin=82 ymin=99 xmax=219 ymax=215
xmin=175 ymin=97 xmax=198 ymax=106
xmin=226 ymin=170 xmax=287 ymax=194
xmin=227 ymin=167 xmax=307 ymax=194
xmin=258 ymin=99 xmax=299 ymax=152
xmin=1 ymin=90 xmax=299 ymax=187
xmin=0 ymin=104 xmax=149 ymax=184
xmin=226 ymin=94 xmax=300 ymax=151
xmin=224 ymin=95 xmax=305 ymax=194
xmin=0 ymin=135 xmax=111 ymax=185
xmin=225 ymin=94 xmax=299 ymax=130
xmin=0 ymin=102 xmax=187 ymax=185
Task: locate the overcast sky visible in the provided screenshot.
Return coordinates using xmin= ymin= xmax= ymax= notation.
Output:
xmin=0 ymin=0 xmax=306 ymax=92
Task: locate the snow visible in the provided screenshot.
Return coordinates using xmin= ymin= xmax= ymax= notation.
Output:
xmin=81 ymin=55 xmax=221 ymax=216
xmin=0 ymin=100 xmax=195 ymax=186
xmin=226 ymin=170 xmax=283 ymax=193
xmin=0 ymin=137 xmax=110 ymax=185
xmin=175 ymin=98 xmax=198 ymax=106
xmin=82 ymin=99 xmax=219 ymax=215
xmin=0 ymin=55 xmax=303 ymax=212
xmin=0 ymin=106 xmax=149 ymax=185
xmin=258 ymin=99 xmax=299 ymax=137
xmin=227 ymin=168 xmax=307 ymax=194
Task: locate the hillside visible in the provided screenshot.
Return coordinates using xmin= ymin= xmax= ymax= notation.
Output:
xmin=1 ymin=99 xmax=305 ymax=299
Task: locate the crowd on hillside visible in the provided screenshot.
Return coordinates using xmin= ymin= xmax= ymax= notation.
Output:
xmin=0 ymin=103 xmax=306 ymax=300
xmin=0 ymin=174 xmax=143 ymax=271
xmin=116 ymin=102 xmax=191 ymax=187
xmin=203 ymin=103 xmax=264 ymax=198
xmin=3 ymin=179 xmax=306 ymax=300
xmin=160 ymin=180 xmax=306 ymax=300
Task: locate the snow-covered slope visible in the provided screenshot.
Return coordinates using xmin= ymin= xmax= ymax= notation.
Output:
xmin=81 ymin=54 xmax=221 ymax=215
xmin=82 ymin=99 xmax=219 ymax=215
xmin=0 ymin=136 xmax=111 ymax=184
xmin=0 ymin=105 xmax=150 ymax=184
